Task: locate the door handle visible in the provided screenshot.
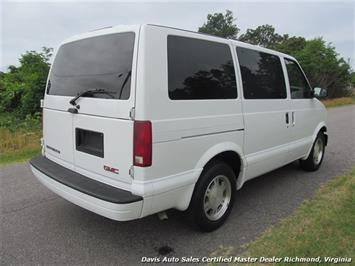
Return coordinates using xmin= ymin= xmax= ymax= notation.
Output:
xmin=291 ymin=111 xmax=295 ymax=126
xmin=285 ymin=112 xmax=290 ymax=127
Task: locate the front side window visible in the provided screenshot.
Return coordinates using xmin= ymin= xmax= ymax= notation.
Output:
xmin=284 ymin=58 xmax=312 ymax=99
xmin=167 ymin=35 xmax=237 ymax=100
xmin=48 ymin=32 xmax=135 ymax=100
xmin=236 ymin=47 xmax=286 ymax=99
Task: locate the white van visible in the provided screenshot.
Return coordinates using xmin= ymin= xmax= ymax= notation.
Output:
xmin=30 ymin=24 xmax=328 ymax=231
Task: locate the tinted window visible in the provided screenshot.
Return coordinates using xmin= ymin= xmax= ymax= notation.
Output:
xmin=284 ymin=58 xmax=312 ymax=99
xmin=168 ymin=36 xmax=237 ymax=100
xmin=48 ymin=32 xmax=135 ymax=100
xmin=236 ymin=47 xmax=286 ymax=99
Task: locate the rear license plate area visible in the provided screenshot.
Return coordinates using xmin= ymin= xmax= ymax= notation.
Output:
xmin=75 ymin=128 xmax=104 ymax=158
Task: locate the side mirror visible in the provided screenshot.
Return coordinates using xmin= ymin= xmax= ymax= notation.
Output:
xmin=313 ymin=87 xmax=327 ymax=99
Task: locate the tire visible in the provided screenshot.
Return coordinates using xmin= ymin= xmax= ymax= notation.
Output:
xmin=187 ymin=161 xmax=236 ymax=232
xmin=300 ymin=132 xmax=325 ymax=171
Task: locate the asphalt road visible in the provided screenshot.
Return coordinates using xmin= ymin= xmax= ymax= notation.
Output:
xmin=1 ymin=105 xmax=354 ymax=266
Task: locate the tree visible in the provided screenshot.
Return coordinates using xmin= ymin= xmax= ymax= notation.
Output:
xmin=238 ymin=24 xmax=288 ymax=49
xmin=275 ymin=36 xmax=306 ymax=55
xmin=198 ymin=10 xmax=239 ymax=39
xmin=350 ymin=72 xmax=355 ymax=88
xmin=0 ymin=47 xmax=52 ymax=115
xmin=293 ymin=38 xmax=352 ymax=98
xmin=0 ymin=71 xmax=4 ymax=92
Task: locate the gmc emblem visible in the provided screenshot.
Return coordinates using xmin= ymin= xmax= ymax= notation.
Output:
xmin=104 ymin=165 xmax=119 ymax=174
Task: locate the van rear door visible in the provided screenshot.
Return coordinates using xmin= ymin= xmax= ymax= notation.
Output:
xmin=43 ymin=27 xmax=139 ymax=186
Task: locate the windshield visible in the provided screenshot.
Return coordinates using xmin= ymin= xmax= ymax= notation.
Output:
xmin=47 ymin=32 xmax=135 ymax=100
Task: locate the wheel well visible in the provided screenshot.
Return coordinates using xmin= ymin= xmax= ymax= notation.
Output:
xmin=320 ymin=126 xmax=328 ymax=146
xmin=204 ymin=151 xmax=242 ymax=180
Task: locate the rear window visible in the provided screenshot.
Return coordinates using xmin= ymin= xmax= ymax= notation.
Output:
xmin=167 ymin=35 xmax=237 ymax=100
xmin=47 ymin=32 xmax=135 ymax=100
xmin=236 ymin=47 xmax=286 ymax=99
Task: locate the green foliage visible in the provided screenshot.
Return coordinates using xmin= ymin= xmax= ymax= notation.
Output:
xmin=0 ymin=148 xmax=41 ymax=165
xmin=0 ymin=112 xmax=42 ymax=165
xmin=238 ymin=168 xmax=355 ymax=265
xmin=290 ymin=38 xmax=352 ymax=98
xmin=198 ymin=10 xmax=239 ymax=39
xmin=0 ymin=47 xmax=52 ymax=116
xmin=350 ymin=72 xmax=355 ymax=87
xmin=275 ymin=36 xmax=307 ymax=55
xmin=0 ymin=112 xmax=41 ymax=132
xmin=322 ymin=97 xmax=355 ymax=108
xmin=238 ymin=24 xmax=288 ymax=49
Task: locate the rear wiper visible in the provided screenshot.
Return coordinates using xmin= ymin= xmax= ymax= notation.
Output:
xmin=118 ymin=71 xmax=131 ymax=99
xmin=69 ymin=88 xmax=114 ymax=107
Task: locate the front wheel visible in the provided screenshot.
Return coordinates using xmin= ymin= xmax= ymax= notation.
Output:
xmin=187 ymin=161 xmax=236 ymax=232
xmin=300 ymin=132 xmax=325 ymax=171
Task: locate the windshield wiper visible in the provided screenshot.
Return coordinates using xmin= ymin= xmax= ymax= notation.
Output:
xmin=69 ymin=88 xmax=114 ymax=106
xmin=118 ymin=71 xmax=131 ymax=99
xmin=68 ymin=71 xmax=131 ymax=107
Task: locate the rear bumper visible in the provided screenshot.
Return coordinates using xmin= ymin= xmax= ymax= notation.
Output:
xmin=30 ymin=156 xmax=143 ymax=221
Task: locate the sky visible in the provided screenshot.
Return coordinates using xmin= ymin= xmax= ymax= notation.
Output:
xmin=1 ymin=0 xmax=354 ymax=71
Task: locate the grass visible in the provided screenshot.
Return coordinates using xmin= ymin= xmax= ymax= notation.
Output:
xmin=0 ymin=147 xmax=41 ymax=165
xmin=321 ymin=96 xmax=355 ymax=108
xmin=0 ymin=113 xmax=42 ymax=166
xmin=212 ymin=168 xmax=355 ymax=266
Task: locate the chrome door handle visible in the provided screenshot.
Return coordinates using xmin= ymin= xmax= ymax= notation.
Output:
xmin=291 ymin=111 xmax=295 ymax=126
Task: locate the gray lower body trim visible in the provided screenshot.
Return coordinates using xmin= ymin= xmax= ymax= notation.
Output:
xmin=181 ymin=128 xmax=244 ymax=139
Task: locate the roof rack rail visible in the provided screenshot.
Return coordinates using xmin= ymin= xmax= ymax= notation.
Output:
xmin=147 ymin=24 xmax=233 ymax=41
xmin=89 ymin=26 xmax=113 ymax=32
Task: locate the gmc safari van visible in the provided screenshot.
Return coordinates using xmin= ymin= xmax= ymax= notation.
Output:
xmin=30 ymin=24 xmax=328 ymax=231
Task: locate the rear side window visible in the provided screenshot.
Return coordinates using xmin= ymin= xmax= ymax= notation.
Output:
xmin=48 ymin=32 xmax=135 ymax=100
xmin=284 ymin=58 xmax=312 ymax=99
xmin=236 ymin=47 xmax=286 ymax=99
xmin=167 ymin=35 xmax=237 ymax=100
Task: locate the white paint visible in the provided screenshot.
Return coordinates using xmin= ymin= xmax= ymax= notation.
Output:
xmin=32 ymin=24 xmax=327 ymax=221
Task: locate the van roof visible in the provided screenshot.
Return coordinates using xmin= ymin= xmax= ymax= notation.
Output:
xmin=60 ymin=24 xmax=295 ymax=61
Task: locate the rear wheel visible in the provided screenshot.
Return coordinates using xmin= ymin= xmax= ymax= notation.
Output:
xmin=300 ymin=132 xmax=325 ymax=171
xmin=188 ymin=161 xmax=236 ymax=232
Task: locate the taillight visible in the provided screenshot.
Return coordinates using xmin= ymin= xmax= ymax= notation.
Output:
xmin=133 ymin=121 xmax=152 ymax=167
